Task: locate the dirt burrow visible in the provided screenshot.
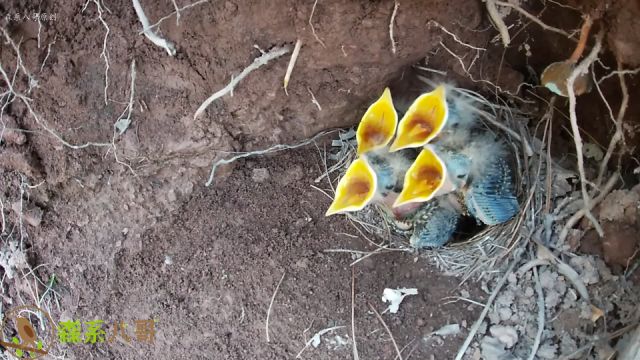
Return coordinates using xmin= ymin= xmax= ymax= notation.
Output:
xmin=1 ymin=0 xmax=640 ymax=359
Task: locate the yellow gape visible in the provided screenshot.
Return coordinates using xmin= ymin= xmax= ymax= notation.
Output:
xmin=325 ymin=158 xmax=378 ymax=216
xmin=356 ymin=88 xmax=398 ymax=156
xmin=393 ymin=147 xmax=446 ymax=207
xmin=389 ymin=85 xmax=448 ymax=152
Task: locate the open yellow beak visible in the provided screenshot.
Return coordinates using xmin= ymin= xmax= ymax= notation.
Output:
xmin=356 ymin=88 xmax=398 ymax=156
xmin=389 ymin=85 xmax=448 ymax=152
xmin=393 ymin=147 xmax=446 ymax=208
xmin=325 ymin=157 xmax=378 ymax=216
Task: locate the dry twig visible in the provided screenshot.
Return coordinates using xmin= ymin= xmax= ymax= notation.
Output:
xmin=455 ymin=255 xmax=520 ymax=360
xmin=265 ymin=271 xmax=286 ymax=342
xmin=284 ymin=39 xmax=302 ymax=95
xmin=194 ymin=46 xmax=290 ymax=120
xmin=389 ymin=1 xmax=399 ymax=55
xmin=308 ymin=0 xmax=326 ymax=48
xmin=368 ymin=302 xmax=402 ymax=360
xmin=351 ymin=267 xmax=360 ymax=360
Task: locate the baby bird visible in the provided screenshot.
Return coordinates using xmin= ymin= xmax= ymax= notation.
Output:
xmin=389 ymin=85 xmax=449 ymax=152
xmin=410 ymin=196 xmax=463 ymax=248
xmin=326 ymin=88 xmax=417 ymax=217
xmin=459 ymin=136 xmax=519 ymax=225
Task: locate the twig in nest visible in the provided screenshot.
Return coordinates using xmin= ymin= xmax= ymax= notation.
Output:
xmin=284 ymin=39 xmax=302 ymax=95
xmin=132 ymin=0 xmax=177 ymax=56
xmin=351 ymin=267 xmax=360 ymax=360
xmin=494 ymin=1 xmax=573 ymax=39
xmin=368 ymin=302 xmax=402 ymax=360
xmin=558 ymin=172 xmax=619 ymax=244
xmin=454 ymin=254 xmax=520 ymax=360
xmin=143 ymin=0 xmax=209 ymax=32
xmin=205 ymin=129 xmax=334 ymax=186
xmin=485 ymin=0 xmax=510 ymax=47
xmin=82 ymin=0 xmax=111 ymax=104
xmin=308 ymin=0 xmax=326 ymax=48
xmin=194 ymin=45 xmax=290 ymax=120
xmin=389 ymin=1 xmax=399 ymax=55
xmin=526 ymin=266 xmax=545 ymax=360
xmin=566 ymin=30 xmax=604 ymax=236
xmin=594 ymin=61 xmax=629 ymax=186
xmin=265 ymin=271 xmax=286 ymax=342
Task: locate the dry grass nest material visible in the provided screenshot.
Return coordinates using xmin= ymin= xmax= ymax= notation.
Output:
xmin=318 ymin=82 xmax=550 ymax=281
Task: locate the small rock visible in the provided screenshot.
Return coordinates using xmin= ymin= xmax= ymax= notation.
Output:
xmin=480 ymin=336 xmax=509 ymax=359
xmin=524 ymin=287 xmax=534 ymax=297
xmin=498 ymin=307 xmax=512 ymax=321
xmin=537 ymin=342 xmax=558 ymax=359
xmin=489 ymin=325 xmax=519 ymax=348
xmin=251 ymin=168 xmax=270 ymax=183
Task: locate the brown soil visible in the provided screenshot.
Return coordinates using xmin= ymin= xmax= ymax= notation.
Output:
xmin=1 ymin=0 xmax=640 ymax=359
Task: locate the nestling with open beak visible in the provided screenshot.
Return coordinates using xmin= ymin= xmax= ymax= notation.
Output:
xmin=326 ymin=88 xmax=419 ymax=217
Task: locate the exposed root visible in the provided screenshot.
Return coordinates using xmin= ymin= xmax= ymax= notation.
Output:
xmin=82 ymin=0 xmax=110 ymax=104
xmin=284 ymin=39 xmax=302 ymax=95
xmin=194 ymin=45 xmax=290 ymax=120
xmin=307 ymin=87 xmax=322 ymax=111
xmin=494 ymin=0 xmax=574 ymax=39
xmin=485 ymin=0 xmax=510 ymax=47
xmin=593 ymin=61 xmax=630 ymax=186
xmin=308 ymin=0 xmax=326 ymax=48
xmin=389 ymin=1 xmax=399 ymax=55
xmin=143 ymin=0 xmax=210 ymax=33
xmin=205 ymin=129 xmax=334 ymax=186
xmin=565 ymin=31 xmax=604 ymax=236
xmin=132 ymin=0 xmax=177 ymax=56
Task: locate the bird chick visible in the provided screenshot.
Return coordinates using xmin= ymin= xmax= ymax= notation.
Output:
xmin=459 ymin=136 xmax=519 ymax=225
xmin=327 ymin=88 xmax=415 ymax=216
xmin=392 ymin=143 xmax=471 ymax=208
xmin=410 ymin=195 xmax=462 ymax=248
xmin=389 ymin=85 xmax=448 ymax=152
xmin=389 ymin=83 xmax=479 ymax=152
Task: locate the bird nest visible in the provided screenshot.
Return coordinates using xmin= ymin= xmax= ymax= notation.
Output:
xmin=317 ymin=83 xmax=544 ymax=281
